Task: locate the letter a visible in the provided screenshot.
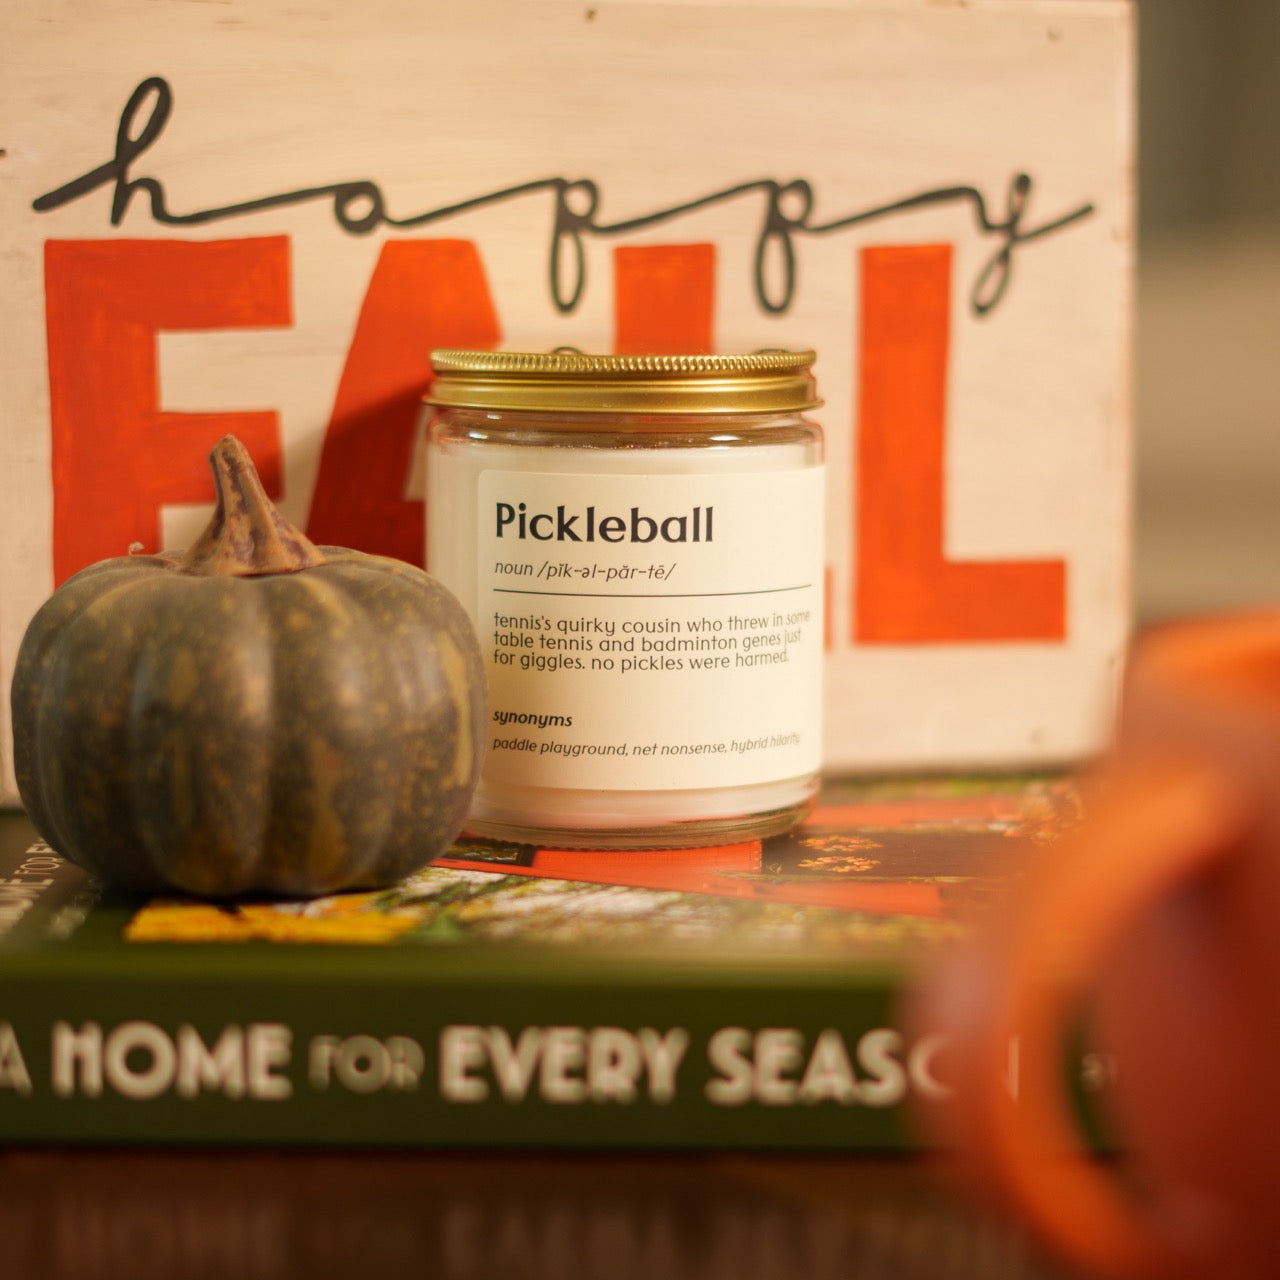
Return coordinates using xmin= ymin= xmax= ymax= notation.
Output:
xmin=0 ymin=1023 xmax=33 ymax=1098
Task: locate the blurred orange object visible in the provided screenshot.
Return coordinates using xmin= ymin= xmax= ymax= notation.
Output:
xmin=914 ymin=609 xmax=1280 ymax=1278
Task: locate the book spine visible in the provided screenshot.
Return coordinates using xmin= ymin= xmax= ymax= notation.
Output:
xmin=0 ymin=962 xmax=939 ymax=1150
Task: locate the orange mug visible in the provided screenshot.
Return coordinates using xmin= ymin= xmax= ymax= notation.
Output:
xmin=917 ymin=610 xmax=1280 ymax=1279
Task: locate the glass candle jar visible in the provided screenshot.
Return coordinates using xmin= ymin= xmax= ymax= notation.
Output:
xmin=424 ymin=349 xmax=825 ymax=848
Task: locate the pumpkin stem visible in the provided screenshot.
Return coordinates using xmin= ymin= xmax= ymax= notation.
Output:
xmin=178 ymin=436 xmax=328 ymax=577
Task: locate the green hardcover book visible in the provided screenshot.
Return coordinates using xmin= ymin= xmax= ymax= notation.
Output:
xmin=0 ymin=776 xmax=1099 ymax=1150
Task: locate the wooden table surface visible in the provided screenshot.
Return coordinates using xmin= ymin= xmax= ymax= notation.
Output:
xmin=0 ymin=1145 xmax=1086 ymax=1280
xmin=0 ymin=810 xmax=1085 ymax=1280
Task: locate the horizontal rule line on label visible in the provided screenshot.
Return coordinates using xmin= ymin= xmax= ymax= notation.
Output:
xmin=492 ymin=585 xmax=813 ymax=600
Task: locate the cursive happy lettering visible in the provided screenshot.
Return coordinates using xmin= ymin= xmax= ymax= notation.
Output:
xmin=33 ymin=76 xmax=1095 ymax=317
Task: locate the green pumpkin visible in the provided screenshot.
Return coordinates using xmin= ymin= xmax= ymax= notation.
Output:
xmin=10 ymin=436 xmax=486 ymax=898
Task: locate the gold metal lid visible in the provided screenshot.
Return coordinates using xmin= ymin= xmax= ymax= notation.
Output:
xmin=426 ymin=349 xmax=821 ymax=415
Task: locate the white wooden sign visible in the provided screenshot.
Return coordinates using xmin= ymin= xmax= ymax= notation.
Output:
xmin=0 ymin=0 xmax=1134 ymax=804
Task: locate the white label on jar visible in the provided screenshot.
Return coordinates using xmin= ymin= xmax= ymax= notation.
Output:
xmin=476 ymin=466 xmax=824 ymax=791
